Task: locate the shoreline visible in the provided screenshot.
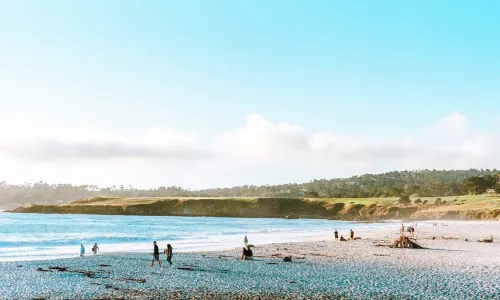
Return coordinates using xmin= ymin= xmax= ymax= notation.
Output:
xmin=1 ymin=221 xmax=499 ymax=299
xmin=2 ymin=219 xmax=499 ymax=263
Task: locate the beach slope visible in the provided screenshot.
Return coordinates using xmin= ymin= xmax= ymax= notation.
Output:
xmin=1 ymin=222 xmax=499 ymax=299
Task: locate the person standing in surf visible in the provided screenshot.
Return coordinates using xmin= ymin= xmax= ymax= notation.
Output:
xmin=80 ymin=244 xmax=85 ymax=257
xmin=244 ymin=235 xmax=248 ymax=247
xmin=92 ymin=243 xmax=99 ymax=255
xmin=334 ymin=230 xmax=338 ymax=241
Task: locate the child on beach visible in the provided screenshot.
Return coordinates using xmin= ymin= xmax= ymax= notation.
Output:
xmin=244 ymin=236 xmax=248 ymax=247
xmin=150 ymin=241 xmax=161 ymax=267
xmin=80 ymin=244 xmax=85 ymax=257
xmin=334 ymin=230 xmax=338 ymax=241
xmin=164 ymin=244 xmax=173 ymax=267
xmin=92 ymin=243 xmax=99 ymax=255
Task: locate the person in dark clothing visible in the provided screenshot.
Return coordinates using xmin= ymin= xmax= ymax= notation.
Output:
xmin=241 ymin=246 xmax=253 ymax=260
xmin=334 ymin=230 xmax=339 ymax=241
xmin=350 ymin=229 xmax=354 ymax=240
xmin=150 ymin=241 xmax=161 ymax=267
xmin=164 ymin=244 xmax=173 ymax=267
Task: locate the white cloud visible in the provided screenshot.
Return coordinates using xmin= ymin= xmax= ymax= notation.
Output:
xmin=0 ymin=124 xmax=209 ymax=162
xmin=213 ymin=111 xmax=499 ymax=171
xmin=429 ymin=110 xmax=471 ymax=139
xmin=214 ymin=113 xmax=309 ymax=160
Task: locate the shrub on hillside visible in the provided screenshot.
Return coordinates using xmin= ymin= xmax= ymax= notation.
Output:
xmin=413 ymin=199 xmax=422 ymax=204
xmin=422 ymin=200 xmax=428 ymax=204
xmin=304 ymin=191 xmax=319 ymax=198
xmin=435 ymin=197 xmax=442 ymax=205
xmin=331 ymin=202 xmax=345 ymax=212
xmin=398 ymin=195 xmax=411 ymax=205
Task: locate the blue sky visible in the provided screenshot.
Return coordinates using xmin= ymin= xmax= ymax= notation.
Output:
xmin=0 ymin=1 xmax=499 ymax=188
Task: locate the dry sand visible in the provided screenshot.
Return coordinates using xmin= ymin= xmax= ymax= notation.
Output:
xmin=214 ymin=220 xmax=500 ymax=266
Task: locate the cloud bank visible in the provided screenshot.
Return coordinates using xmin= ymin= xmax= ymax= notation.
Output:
xmin=0 ymin=126 xmax=209 ymax=161
xmin=0 ymin=111 xmax=497 ymax=187
xmin=215 ymin=111 xmax=498 ymax=170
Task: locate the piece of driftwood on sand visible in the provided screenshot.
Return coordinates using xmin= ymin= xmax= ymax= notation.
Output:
xmin=374 ymin=236 xmax=425 ymax=249
xmin=477 ymin=235 xmax=494 ymax=243
xmin=390 ymin=236 xmax=425 ymax=249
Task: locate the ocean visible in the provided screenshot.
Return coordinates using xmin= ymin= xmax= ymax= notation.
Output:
xmin=0 ymin=213 xmax=396 ymax=262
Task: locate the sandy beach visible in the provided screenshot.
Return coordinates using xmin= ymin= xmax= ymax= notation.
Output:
xmin=1 ymin=221 xmax=499 ymax=299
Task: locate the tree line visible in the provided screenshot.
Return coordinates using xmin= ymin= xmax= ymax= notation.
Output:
xmin=0 ymin=169 xmax=498 ymax=208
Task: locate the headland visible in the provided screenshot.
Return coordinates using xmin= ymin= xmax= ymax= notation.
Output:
xmin=9 ymin=195 xmax=500 ymax=221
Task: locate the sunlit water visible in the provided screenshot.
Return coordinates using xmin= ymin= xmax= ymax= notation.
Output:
xmin=0 ymin=213 xmax=396 ymax=261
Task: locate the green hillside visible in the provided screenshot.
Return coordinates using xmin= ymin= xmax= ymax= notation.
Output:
xmin=1 ymin=169 xmax=498 ymax=209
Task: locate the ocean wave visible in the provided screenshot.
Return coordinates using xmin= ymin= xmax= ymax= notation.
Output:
xmin=0 ymin=213 xmax=398 ymax=261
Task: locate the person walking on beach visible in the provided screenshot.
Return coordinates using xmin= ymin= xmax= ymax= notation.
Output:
xmin=350 ymin=229 xmax=354 ymax=241
xmin=80 ymin=244 xmax=85 ymax=257
xmin=410 ymin=226 xmax=415 ymax=238
xmin=150 ymin=241 xmax=161 ymax=267
xmin=244 ymin=235 xmax=248 ymax=247
xmin=164 ymin=244 xmax=173 ymax=267
xmin=92 ymin=243 xmax=99 ymax=255
xmin=334 ymin=230 xmax=338 ymax=241
xmin=400 ymin=224 xmax=405 ymax=236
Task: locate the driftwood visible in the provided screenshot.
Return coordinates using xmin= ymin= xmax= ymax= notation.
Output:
xmin=477 ymin=235 xmax=493 ymax=243
xmin=390 ymin=236 xmax=425 ymax=249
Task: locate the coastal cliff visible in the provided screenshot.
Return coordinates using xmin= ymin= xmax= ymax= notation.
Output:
xmin=9 ymin=196 xmax=500 ymax=221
